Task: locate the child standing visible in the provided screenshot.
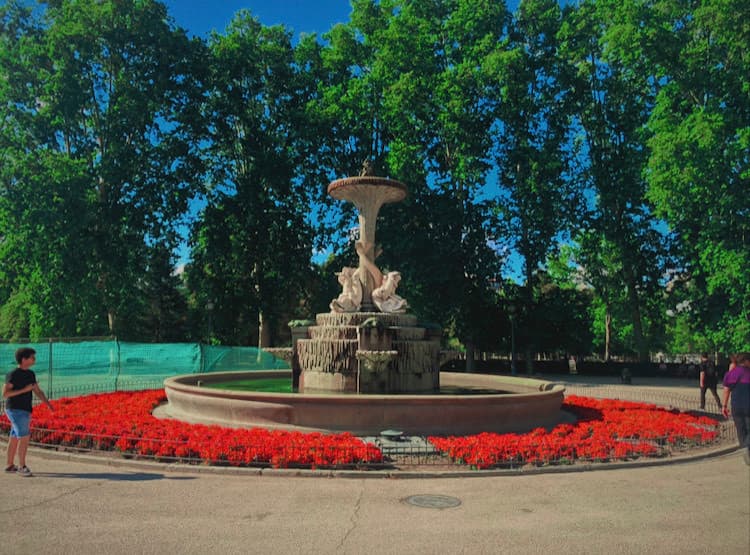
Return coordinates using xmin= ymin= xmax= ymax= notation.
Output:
xmin=3 ymin=347 xmax=54 ymax=477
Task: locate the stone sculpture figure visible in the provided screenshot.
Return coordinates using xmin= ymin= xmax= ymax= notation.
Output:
xmin=359 ymin=158 xmax=376 ymax=176
xmin=330 ymin=266 xmax=363 ymax=313
xmin=372 ymin=271 xmax=408 ymax=313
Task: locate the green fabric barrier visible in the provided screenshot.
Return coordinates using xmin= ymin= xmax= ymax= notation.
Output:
xmin=0 ymin=340 xmax=289 ymax=399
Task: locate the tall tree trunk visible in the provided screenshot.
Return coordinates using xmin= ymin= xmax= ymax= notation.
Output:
xmin=257 ymin=309 xmax=265 ymax=362
xmin=604 ymin=306 xmax=612 ymax=361
xmin=107 ymin=310 xmax=116 ymax=335
xmin=524 ymin=259 xmax=535 ymax=375
xmin=625 ymin=269 xmax=648 ymax=362
xmin=465 ymin=340 xmax=475 ymax=373
xmin=524 ymin=348 xmax=534 ymax=375
xmin=254 ymin=261 xmax=265 ymax=360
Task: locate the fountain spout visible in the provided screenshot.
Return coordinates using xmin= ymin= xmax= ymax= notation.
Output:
xmin=356 ymin=350 xmax=399 ymax=394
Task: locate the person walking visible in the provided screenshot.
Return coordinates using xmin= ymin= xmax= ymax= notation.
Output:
xmin=4 ymin=347 xmax=54 ymax=477
xmin=722 ymin=353 xmax=750 ymax=465
xmin=698 ymin=353 xmax=721 ymax=411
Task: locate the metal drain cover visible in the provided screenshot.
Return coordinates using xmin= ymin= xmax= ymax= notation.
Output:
xmin=403 ymin=494 xmax=461 ymax=509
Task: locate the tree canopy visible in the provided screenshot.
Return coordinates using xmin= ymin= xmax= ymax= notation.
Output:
xmin=0 ymin=0 xmax=747 ymax=357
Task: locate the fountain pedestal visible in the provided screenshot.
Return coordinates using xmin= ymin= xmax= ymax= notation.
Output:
xmin=296 ymin=312 xmax=440 ymax=394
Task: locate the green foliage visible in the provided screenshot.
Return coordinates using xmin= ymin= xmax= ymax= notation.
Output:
xmin=642 ymin=0 xmax=750 ymax=351
xmin=185 ymin=13 xmax=315 ymax=346
xmin=0 ymin=0 xmax=746 ymax=355
xmin=305 ymin=0 xmax=506 ymax=358
xmin=0 ymin=0 xmax=205 ymax=339
xmin=116 ymin=245 xmax=190 ymax=342
xmin=535 ymin=273 xmax=595 ymax=356
xmin=487 ymin=0 xmax=576 ymax=368
xmin=557 ymin=0 xmax=673 ymax=360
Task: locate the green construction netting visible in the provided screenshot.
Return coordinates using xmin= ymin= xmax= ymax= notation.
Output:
xmin=0 ymin=340 xmax=289 ymax=399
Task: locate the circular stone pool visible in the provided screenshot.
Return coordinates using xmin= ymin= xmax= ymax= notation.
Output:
xmin=162 ymin=371 xmax=565 ymax=436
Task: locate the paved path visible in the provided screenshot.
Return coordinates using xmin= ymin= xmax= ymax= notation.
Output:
xmin=0 ymin=451 xmax=748 ymax=554
xmin=1 ymin=375 xmax=748 ymax=555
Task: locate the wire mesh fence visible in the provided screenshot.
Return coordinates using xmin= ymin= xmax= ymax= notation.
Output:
xmin=14 ymin=416 xmax=733 ymax=471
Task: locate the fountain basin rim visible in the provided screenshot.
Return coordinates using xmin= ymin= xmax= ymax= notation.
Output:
xmin=163 ymin=371 xmax=565 ymax=435
xmin=165 ymin=371 xmax=565 ymax=401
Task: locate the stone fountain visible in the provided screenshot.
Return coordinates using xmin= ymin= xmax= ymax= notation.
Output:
xmin=162 ymin=170 xmax=565 ymax=436
xmin=295 ymin=173 xmax=440 ymax=394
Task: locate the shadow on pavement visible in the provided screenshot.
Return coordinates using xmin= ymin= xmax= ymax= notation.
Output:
xmin=31 ymin=471 xmax=196 ymax=481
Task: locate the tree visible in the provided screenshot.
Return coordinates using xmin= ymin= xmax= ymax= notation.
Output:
xmin=187 ymin=12 xmax=314 ymax=347
xmin=534 ymin=269 xmax=594 ymax=357
xmin=0 ymin=2 xmax=97 ymax=338
xmin=379 ymin=0 xmax=508 ymax=369
xmin=643 ymin=0 xmax=750 ymax=351
xmin=118 ymin=244 xmax=189 ymax=342
xmin=558 ymin=0 xmax=672 ymax=361
xmin=0 ymin=0 xmax=205 ymax=338
xmin=488 ymin=0 xmax=575 ymax=371
xmin=307 ymin=0 xmax=507 ymax=368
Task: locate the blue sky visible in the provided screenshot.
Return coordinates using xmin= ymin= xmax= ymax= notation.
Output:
xmin=162 ymin=1 xmax=529 ymax=39
xmin=162 ymin=0 xmax=353 ymax=38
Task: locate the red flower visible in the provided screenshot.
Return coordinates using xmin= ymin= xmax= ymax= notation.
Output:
xmin=0 ymin=391 xmax=720 ymax=470
xmin=0 ymin=390 xmax=382 ymax=469
xmin=428 ymin=395 xmax=721 ymax=468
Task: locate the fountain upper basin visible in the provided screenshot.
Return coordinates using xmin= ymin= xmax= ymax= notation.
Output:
xmin=162 ymin=371 xmax=565 ymax=436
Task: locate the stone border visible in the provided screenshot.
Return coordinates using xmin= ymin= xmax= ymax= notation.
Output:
xmin=7 ymin=375 xmax=738 ymax=479
xmin=6 ymin=438 xmax=741 ymax=480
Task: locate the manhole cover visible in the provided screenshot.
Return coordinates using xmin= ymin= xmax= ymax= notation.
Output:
xmin=402 ymin=494 xmax=462 ymax=509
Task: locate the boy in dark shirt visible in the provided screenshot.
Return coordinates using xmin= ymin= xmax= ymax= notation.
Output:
xmin=3 ymin=347 xmax=53 ymax=477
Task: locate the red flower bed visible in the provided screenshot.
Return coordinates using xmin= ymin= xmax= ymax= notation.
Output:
xmin=1 ymin=392 xmax=721 ymax=470
xmin=0 ymin=390 xmax=382 ymax=469
xmin=428 ymin=395 xmax=721 ymax=469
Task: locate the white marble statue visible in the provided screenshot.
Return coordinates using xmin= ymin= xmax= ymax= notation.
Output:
xmin=330 ymin=266 xmax=363 ymax=313
xmin=372 ymin=271 xmax=408 ymax=313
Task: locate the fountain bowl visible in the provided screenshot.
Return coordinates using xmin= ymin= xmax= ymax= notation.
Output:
xmin=327 ymin=176 xmax=407 ymax=205
xmin=162 ymin=371 xmax=565 ymax=436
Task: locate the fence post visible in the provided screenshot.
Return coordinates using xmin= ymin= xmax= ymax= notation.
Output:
xmin=199 ymin=342 xmax=206 ymax=374
xmin=113 ymin=337 xmax=121 ymax=391
xmin=48 ymin=338 xmax=53 ymax=398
